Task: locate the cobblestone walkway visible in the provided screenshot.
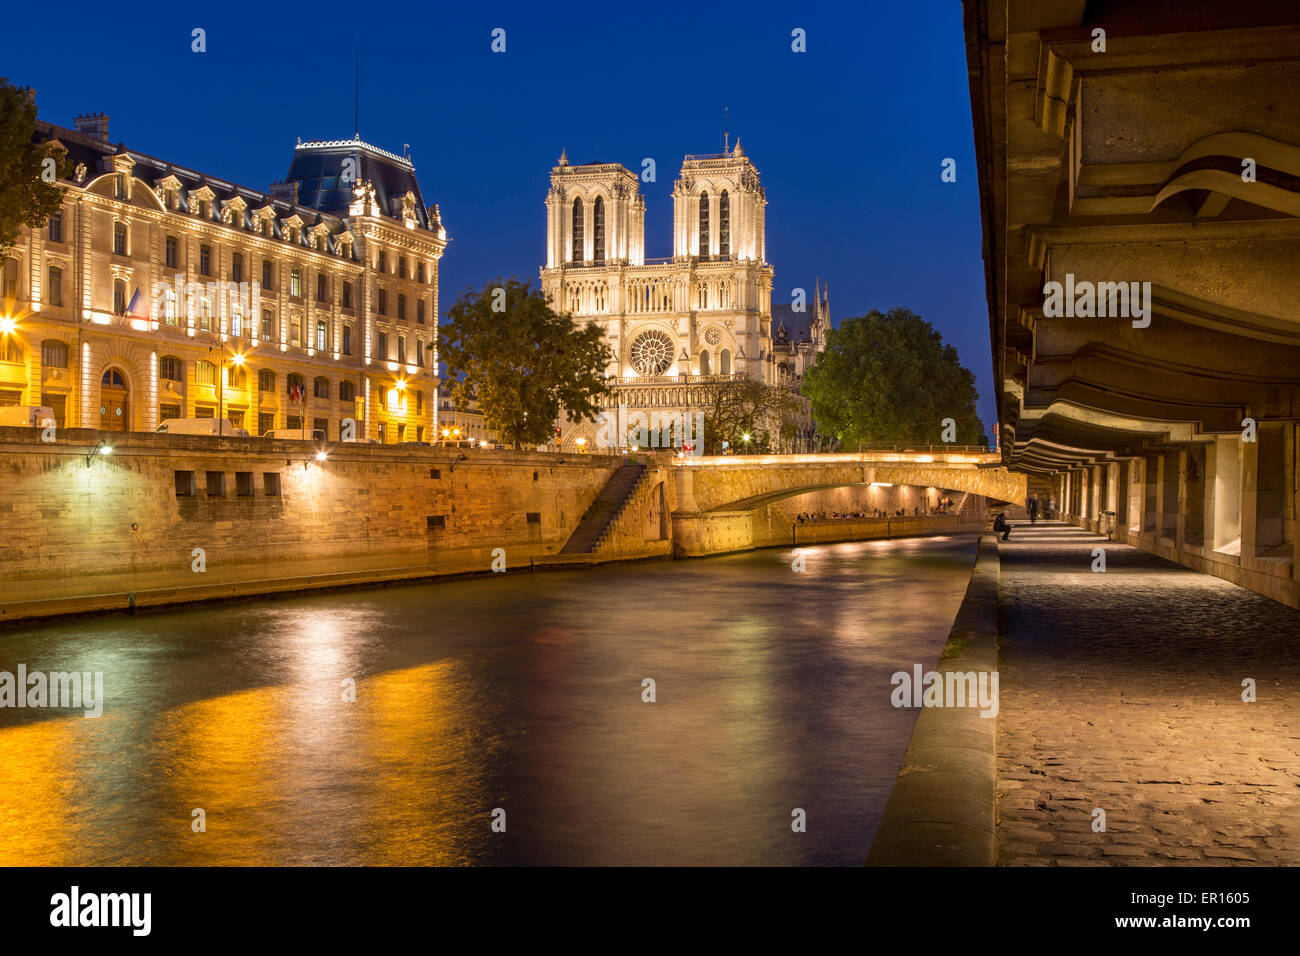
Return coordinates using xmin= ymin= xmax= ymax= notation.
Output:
xmin=995 ymin=520 xmax=1300 ymax=865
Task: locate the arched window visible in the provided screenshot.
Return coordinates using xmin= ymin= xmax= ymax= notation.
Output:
xmin=571 ymin=197 xmax=584 ymax=263
xmin=258 ymin=369 xmax=276 ymax=392
xmin=698 ymin=191 xmax=709 ymax=259
xmin=286 ymin=373 xmax=304 ymax=396
xmin=699 ymin=349 xmax=710 ymax=375
xmin=719 ymin=348 xmax=731 ymax=375
xmin=339 ymin=380 xmax=355 ymax=402
xmin=313 ymin=376 xmax=330 ymax=399
xmin=194 ymin=361 xmax=216 ymax=387
xmin=719 ymin=190 xmax=730 ymax=258
xmin=228 ymin=365 xmax=248 ymax=389
xmin=593 ymin=196 xmax=605 ymax=264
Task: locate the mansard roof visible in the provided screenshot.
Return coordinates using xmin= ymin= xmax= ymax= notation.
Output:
xmin=288 ymin=137 xmax=434 ymax=229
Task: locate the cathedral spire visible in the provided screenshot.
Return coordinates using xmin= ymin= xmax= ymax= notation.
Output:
xmin=558 ymin=148 xmax=569 ymax=167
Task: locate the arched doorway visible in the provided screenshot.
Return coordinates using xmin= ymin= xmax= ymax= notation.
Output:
xmin=99 ymin=367 xmax=129 ymax=431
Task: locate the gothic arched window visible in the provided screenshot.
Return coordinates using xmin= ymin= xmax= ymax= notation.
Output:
xmin=593 ymin=197 xmax=605 ymax=264
xmin=719 ymin=348 xmax=731 ymax=375
xmin=719 ymin=190 xmax=730 ymax=258
xmin=571 ymin=197 xmax=584 ymax=263
xmin=699 ymin=349 xmax=711 ymax=375
xmin=698 ymin=191 xmax=709 ymax=259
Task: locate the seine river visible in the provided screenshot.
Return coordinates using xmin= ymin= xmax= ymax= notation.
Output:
xmin=0 ymin=534 xmax=978 ymax=866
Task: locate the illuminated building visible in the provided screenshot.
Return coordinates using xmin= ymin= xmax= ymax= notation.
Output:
xmin=0 ymin=112 xmax=448 ymax=442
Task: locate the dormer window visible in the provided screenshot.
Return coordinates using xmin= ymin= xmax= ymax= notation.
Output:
xmin=115 ymin=173 xmax=127 ymax=200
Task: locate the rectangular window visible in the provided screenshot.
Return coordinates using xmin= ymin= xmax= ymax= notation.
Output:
xmin=378 ymin=289 xmax=387 ymax=315
xmin=313 ymin=377 xmax=329 ymax=399
xmin=262 ymin=310 xmax=274 ymax=341
xmin=290 ymin=316 xmax=301 ymax=346
xmin=430 ymin=468 xmax=441 ymax=479
xmin=398 ymin=336 xmax=406 ymax=364
xmin=194 ymin=405 xmax=215 ymax=418
xmin=526 ymin=512 xmax=541 ymax=524
xmin=415 ymin=339 xmax=424 ymax=367
xmin=316 ymin=273 xmax=327 ymax=302
xmin=262 ymin=260 xmax=273 ymax=290
xmin=235 ymin=472 xmax=254 ymax=497
xmin=159 ymin=403 xmax=181 ymax=421
xmin=287 ymin=414 xmax=303 ymax=430
xmin=47 ymin=267 xmax=63 ymax=307
xmin=290 ymin=268 xmax=302 ymax=297
xmin=159 ymin=355 xmax=182 ymax=381
xmin=174 ymin=470 xmax=196 ymax=497
xmin=417 ymin=262 xmax=426 ymax=283
xmin=416 ymin=390 xmax=423 ymax=414
xmin=165 ymin=236 xmax=178 ymax=268
xmin=397 ymin=294 xmax=406 ymax=320
xmin=417 ymin=300 xmax=425 ymax=325
xmin=231 ymin=253 xmax=243 ymax=284
xmin=263 ymin=472 xmax=281 ymax=497
xmin=342 ymin=281 xmax=353 ymax=309
xmin=342 ymin=325 xmax=352 ymax=355
xmin=377 ymin=251 xmax=386 ymax=273
xmin=316 ymin=320 xmax=327 ymax=351
xmin=113 ymin=223 xmax=127 ymax=256
xmin=377 ymin=331 xmax=388 ymax=359
xmin=426 ymin=515 xmax=445 ymax=530
xmin=48 ymin=213 xmax=63 ymax=243
xmin=313 ymin=417 xmax=329 ymax=438
xmin=199 ymin=245 xmax=211 ymax=276
xmin=113 ymin=281 xmax=127 ymax=315
xmin=258 ymin=412 xmax=275 ymax=435
xmin=206 ymin=472 xmax=226 ymax=497
xmin=378 ymin=423 xmax=386 ymax=443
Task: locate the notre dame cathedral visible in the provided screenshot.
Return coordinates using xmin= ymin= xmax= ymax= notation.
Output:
xmin=538 ymin=140 xmax=827 ymax=452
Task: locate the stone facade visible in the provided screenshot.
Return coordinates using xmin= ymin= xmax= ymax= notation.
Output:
xmin=0 ymin=113 xmax=447 ymax=444
xmin=537 ymin=143 xmax=826 ymax=452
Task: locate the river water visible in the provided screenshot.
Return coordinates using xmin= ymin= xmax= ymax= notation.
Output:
xmin=0 ymin=534 xmax=978 ymax=866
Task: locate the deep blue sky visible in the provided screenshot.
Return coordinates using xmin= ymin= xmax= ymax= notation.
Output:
xmin=1 ymin=0 xmax=993 ymax=430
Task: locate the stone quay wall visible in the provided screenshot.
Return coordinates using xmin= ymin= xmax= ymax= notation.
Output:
xmin=0 ymin=428 xmax=623 ymax=620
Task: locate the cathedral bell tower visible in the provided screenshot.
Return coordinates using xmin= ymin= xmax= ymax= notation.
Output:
xmin=545 ymin=152 xmax=645 ymax=269
xmin=671 ymin=138 xmax=766 ymax=262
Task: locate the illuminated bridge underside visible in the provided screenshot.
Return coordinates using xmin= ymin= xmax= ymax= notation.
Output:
xmin=674 ymin=454 xmax=1026 ymax=513
xmin=966 ymin=1 xmax=1300 ymax=606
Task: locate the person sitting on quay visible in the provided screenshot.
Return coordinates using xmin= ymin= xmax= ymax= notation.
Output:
xmin=993 ymin=512 xmax=1012 ymax=542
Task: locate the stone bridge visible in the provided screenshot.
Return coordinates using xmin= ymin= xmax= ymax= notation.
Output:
xmin=668 ymin=451 xmax=1026 ymax=556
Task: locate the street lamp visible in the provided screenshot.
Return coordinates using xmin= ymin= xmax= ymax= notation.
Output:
xmin=208 ymin=338 xmax=250 ymax=434
xmin=85 ymin=438 xmax=113 ymax=467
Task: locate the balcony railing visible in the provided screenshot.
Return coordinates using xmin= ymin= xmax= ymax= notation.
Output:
xmin=608 ymin=373 xmax=747 ymax=386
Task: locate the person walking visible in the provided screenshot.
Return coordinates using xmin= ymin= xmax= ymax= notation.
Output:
xmin=1028 ymin=493 xmax=1039 ymax=523
xmin=1047 ymin=495 xmax=1057 ymax=519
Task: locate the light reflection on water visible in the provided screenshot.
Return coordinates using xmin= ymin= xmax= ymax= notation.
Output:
xmin=0 ymin=535 xmax=978 ymax=866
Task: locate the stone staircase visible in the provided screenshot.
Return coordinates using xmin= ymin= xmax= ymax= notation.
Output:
xmin=559 ymin=462 xmax=648 ymax=554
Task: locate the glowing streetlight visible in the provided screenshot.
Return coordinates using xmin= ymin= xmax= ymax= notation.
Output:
xmin=0 ymin=317 xmax=15 ymax=335
xmin=315 ymin=451 xmax=328 ymax=462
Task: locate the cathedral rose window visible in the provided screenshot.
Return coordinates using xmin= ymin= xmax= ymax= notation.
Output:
xmin=704 ymin=327 xmax=722 ymax=346
xmin=630 ymin=330 xmax=675 ymax=376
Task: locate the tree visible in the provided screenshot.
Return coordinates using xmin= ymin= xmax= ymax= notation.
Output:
xmin=0 ymin=79 xmax=67 ymax=257
xmin=802 ymin=307 xmax=988 ymax=448
xmin=693 ymin=378 xmax=802 ymax=454
xmin=437 ymin=278 xmax=613 ymax=448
